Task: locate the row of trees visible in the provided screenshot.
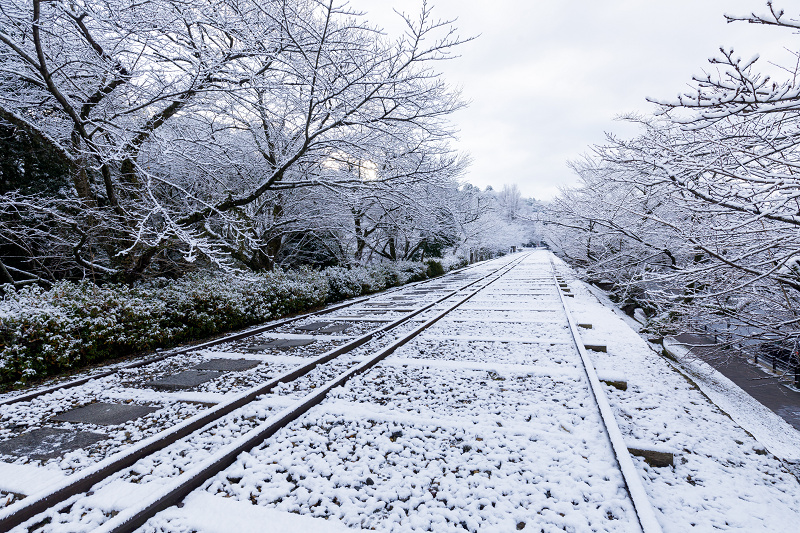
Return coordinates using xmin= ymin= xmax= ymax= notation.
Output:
xmin=0 ymin=0 xmax=534 ymax=286
xmin=544 ymin=2 xmax=800 ymax=353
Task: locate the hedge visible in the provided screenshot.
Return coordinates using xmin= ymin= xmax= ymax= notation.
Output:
xmin=0 ymin=260 xmax=459 ymax=387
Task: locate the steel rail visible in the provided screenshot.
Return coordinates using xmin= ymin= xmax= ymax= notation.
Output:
xmin=0 ymin=254 xmax=527 ymax=532
xmin=549 ymin=255 xmax=664 ymax=533
xmin=0 ymin=259 xmax=493 ymax=407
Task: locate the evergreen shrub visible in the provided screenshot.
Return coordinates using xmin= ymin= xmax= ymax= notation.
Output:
xmin=0 ymin=259 xmax=458 ymax=387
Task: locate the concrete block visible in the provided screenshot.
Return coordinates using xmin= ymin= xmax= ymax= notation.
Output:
xmin=145 ymin=370 xmax=222 ymax=390
xmin=584 ymin=344 xmax=607 ymax=353
xmin=192 ymin=358 xmax=260 ymax=371
xmin=628 ymin=447 xmax=674 ymax=467
xmin=52 ymin=402 xmax=158 ymax=425
xmin=0 ymin=428 xmax=106 ymax=459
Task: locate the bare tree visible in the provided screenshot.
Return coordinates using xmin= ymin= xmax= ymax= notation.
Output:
xmin=546 ymin=3 xmax=800 ymax=356
xmin=0 ymin=0 xmax=468 ymax=280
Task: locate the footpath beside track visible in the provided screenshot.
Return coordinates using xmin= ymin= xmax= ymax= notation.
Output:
xmin=1 ymin=250 xmax=799 ymax=532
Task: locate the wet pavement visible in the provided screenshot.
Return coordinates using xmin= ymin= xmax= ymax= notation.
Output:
xmin=672 ymin=333 xmax=800 ymax=431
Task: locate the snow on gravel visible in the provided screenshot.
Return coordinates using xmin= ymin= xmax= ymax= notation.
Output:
xmin=6 ymin=252 xmax=796 ymax=532
xmin=195 ymin=406 xmax=635 ymax=533
xmin=142 ymin=255 xmax=641 ymax=532
xmin=388 ymin=338 xmax=577 ymax=366
xmin=419 ymin=318 xmax=571 ymax=340
xmin=552 ymin=256 xmax=800 ymax=532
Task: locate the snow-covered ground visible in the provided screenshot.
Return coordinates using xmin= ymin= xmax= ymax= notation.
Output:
xmin=142 ymin=254 xmax=642 ymax=533
xmin=551 ymin=255 xmax=800 ymax=532
xmin=2 ymin=251 xmax=798 ymax=532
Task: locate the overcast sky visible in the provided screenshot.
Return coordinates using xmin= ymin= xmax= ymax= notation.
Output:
xmin=347 ymin=0 xmax=793 ymax=200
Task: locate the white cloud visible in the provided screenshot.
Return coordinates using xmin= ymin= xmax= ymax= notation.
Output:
xmin=348 ymin=0 xmax=793 ymax=199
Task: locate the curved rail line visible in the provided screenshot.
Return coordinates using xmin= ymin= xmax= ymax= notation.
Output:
xmin=0 ymin=254 xmax=528 ymax=531
xmin=0 ymin=260 xmax=491 ymax=407
xmin=549 ymin=257 xmax=663 ymax=533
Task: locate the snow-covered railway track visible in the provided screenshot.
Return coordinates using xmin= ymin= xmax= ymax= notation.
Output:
xmin=124 ymin=250 xmax=659 ymax=533
xmin=548 ymin=258 xmax=662 ymax=533
xmin=0 ymin=259 xmax=509 ymax=464
xmin=0 ymin=255 xmax=528 ymax=531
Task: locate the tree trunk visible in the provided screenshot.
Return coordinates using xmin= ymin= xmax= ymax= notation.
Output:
xmin=70 ymin=132 xmax=95 ymax=206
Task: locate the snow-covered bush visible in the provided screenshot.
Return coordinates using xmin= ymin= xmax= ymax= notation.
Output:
xmin=0 ymin=269 xmax=328 ymax=386
xmin=441 ymin=255 xmax=468 ymax=271
xmin=323 ymin=267 xmax=373 ymax=301
xmin=0 ymin=262 xmax=437 ymax=386
xmin=322 ymin=262 xmax=428 ymax=302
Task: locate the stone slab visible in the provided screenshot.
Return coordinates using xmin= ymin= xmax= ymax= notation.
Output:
xmin=52 ymin=402 xmax=159 ymax=425
xmin=316 ymin=324 xmax=351 ymax=334
xmin=295 ymin=321 xmax=332 ymax=331
xmin=246 ymin=343 xmax=275 ymax=352
xmin=328 ymin=316 xmax=393 ymax=322
xmin=361 ymin=307 xmax=415 ymax=312
xmin=145 ymin=370 xmax=222 ymax=390
xmin=192 ymin=358 xmax=261 ymax=371
xmin=0 ymin=428 xmax=106 ymax=459
xmin=247 ymin=339 xmax=316 ymax=351
xmin=281 ymin=339 xmax=318 ymax=347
